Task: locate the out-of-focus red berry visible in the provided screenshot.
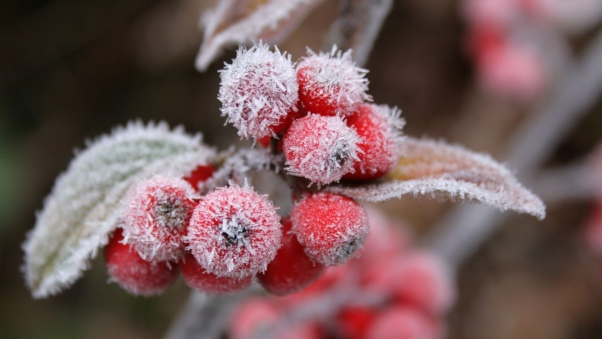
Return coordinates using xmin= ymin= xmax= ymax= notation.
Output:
xmin=183 ymin=164 xmax=215 ymax=191
xmin=258 ymin=219 xmax=325 ymax=295
xmin=181 ymin=253 xmax=252 ymax=295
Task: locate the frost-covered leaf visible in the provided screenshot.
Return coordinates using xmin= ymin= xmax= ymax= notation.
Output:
xmin=196 ymin=0 xmax=324 ymax=71
xmin=23 ymin=121 xmax=216 ymax=298
xmin=327 ymin=137 xmax=545 ymax=219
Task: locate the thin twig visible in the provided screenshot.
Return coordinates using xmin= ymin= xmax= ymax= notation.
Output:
xmin=425 ymin=27 xmax=602 ymax=269
xmin=531 ymin=162 xmax=596 ymax=204
xmin=323 ymin=0 xmax=393 ymax=66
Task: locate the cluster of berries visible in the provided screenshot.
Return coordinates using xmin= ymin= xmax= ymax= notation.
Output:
xmin=229 ymin=207 xmax=455 ymax=339
xmin=104 ymin=171 xmax=370 ymax=296
xmin=103 ymin=42 xmax=403 ymax=297
xmin=219 ymin=42 xmax=404 ymax=185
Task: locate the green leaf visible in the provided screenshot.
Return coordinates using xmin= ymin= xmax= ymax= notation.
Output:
xmin=23 ymin=121 xmax=216 ymax=298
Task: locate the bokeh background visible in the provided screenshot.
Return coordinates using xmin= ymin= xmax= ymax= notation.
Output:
xmin=2 ymin=0 xmax=602 ymax=338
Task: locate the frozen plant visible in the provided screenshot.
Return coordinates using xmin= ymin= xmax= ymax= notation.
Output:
xmin=23 ymin=42 xmax=545 ymax=338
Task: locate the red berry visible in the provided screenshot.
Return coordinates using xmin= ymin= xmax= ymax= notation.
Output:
xmin=186 ymin=183 xmax=282 ymax=279
xmin=296 ymin=47 xmax=371 ymax=116
xmin=104 ymin=228 xmax=179 ymax=296
xmin=343 ymin=104 xmax=404 ymax=181
xmin=218 ymin=42 xmax=299 ymax=139
xmin=183 ymin=164 xmax=215 ymax=191
xmin=258 ymin=219 xmax=326 ymax=295
xmin=181 ymin=253 xmax=252 ymax=295
xmin=366 ymin=306 xmax=441 ymax=339
xmin=122 ymin=175 xmax=197 ymax=262
xmin=291 ymin=193 xmax=369 ymax=266
xmin=364 ymin=252 xmax=455 ymax=315
xmin=229 ymin=298 xmax=280 ymax=339
xmin=337 ymin=306 xmax=377 ymax=339
xmin=283 ymin=115 xmax=361 ymax=185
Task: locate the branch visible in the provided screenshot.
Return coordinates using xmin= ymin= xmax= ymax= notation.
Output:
xmin=323 ymin=0 xmax=393 ymax=66
xmin=425 ymin=27 xmax=602 ymax=268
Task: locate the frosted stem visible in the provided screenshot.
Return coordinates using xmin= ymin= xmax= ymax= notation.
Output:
xmin=324 ymin=0 xmax=394 ymax=66
xmin=426 ymin=27 xmax=602 ymax=269
xmin=531 ymin=163 xmax=596 ymax=204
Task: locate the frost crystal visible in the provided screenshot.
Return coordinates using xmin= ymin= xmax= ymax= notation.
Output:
xmin=297 ymin=46 xmax=372 ymax=116
xmin=218 ymin=42 xmax=299 ymax=139
xmin=186 ymin=182 xmax=282 ymax=279
xmin=23 ymin=121 xmax=215 ymax=298
xmin=122 ymin=175 xmax=198 ymax=263
xmin=283 ymin=115 xmax=362 ymax=185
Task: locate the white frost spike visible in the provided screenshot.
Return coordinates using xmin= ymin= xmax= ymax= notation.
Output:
xmin=122 ymin=175 xmax=198 ymax=263
xmin=326 ymin=137 xmax=546 ymax=219
xmin=218 ymin=42 xmax=299 ymax=139
xmin=23 ymin=121 xmax=216 ymax=298
xmin=283 ymin=114 xmax=362 ymax=185
xmin=297 ymin=46 xmax=372 ymax=116
xmin=196 ymin=0 xmax=324 ymax=71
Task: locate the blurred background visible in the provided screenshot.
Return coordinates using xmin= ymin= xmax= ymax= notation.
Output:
xmin=2 ymin=0 xmax=602 ymax=338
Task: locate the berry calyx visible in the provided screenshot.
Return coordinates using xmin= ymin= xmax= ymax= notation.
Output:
xmin=122 ymin=175 xmax=198 ymax=262
xmin=343 ymin=104 xmax=404 ymax=181
xmin=283 ymin=115 xmax=361 ymax=185
xmin=181 ymin=253 xmax=253 ymax=295
xmin=218 ymin=42 xmax=299 ymax=140
xmin=291 ymin=193 xmax=369 ymax=266
xmin=258 ymin=219 xmax=325 ymax=295
xmin=296 ymin=46 xmax=371 ymax=116
xmin=104 ymin=228 xmax=179 ymax=296
xmin=186 ymin=183 xmax=282 ymax=279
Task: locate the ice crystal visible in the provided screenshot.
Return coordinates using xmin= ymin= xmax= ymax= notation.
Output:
xmin=23 ymin=121 xmax=215 ymax=298
xmin=218 ymin=42 xmax=299 ymax=139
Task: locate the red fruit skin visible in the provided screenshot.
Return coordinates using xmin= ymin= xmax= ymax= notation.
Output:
xmin=181 ymin=253 xmax=252 ymax=295
xmin=343 ymin=104 xmax=401 ymax=181
xmin=291 ymin=193 xmax=369 ymax=266
xmin=297 ymin=64 xmax=343 ymax=116
xmin=186 ymin=184 xmax=282 ymax=279
xmin=104 ymin=229 xmax=179 ymax=296
xmin=283 ymin=115 xmax=361 ymax=185
xmin=122 ymin=176 xmax=197 ymax=263
xmin=337 ymin=306 xmax=377 ymax=339
xmin=229 ymin=298 xmax=279 ymax=339
xmin=258 ymin=219 xmax=326 ymax=295
xmin=183 ymin=164 xmax=215 ymax=191
xmin=366 ymin=306 xmax=441 ymax=339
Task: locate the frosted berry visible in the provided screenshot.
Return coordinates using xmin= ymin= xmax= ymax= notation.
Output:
xmin=104 ymin=228 xmax=179 ymax=296
xmin=283 ymin=115 xmax=361 ymax=185
xmin=183 ymin=164 xmax=215 ymax=192
xmin=296 ymin=46 xmax=371 ymax=116
xmin=258 ymin=219 xmax=325 ymax=295
xmin=218 ymin=42 xmax=299 ymax=140
xmin=181 ymin=253 xmax=253 ymax=295
xmin=291 ymin=193 xmax=369 ymax=266
xmin=122 ymin=175 xmax=197 ymax=262
xmin=343 ymin=104 xmax=404 ymax=181
xmin=366 ymin=306 xmax=441 ymax=339
xmin=186 ymin=183 xmax=282 ymax=279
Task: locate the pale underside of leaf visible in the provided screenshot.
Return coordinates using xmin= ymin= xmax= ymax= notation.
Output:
xmin=327 ymin=137 xmax=546 ymax=219
xmin=23 ymin=121 xmax=216 ymax=298
xmin=196 ymin=0 xmax=324 ymax=71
